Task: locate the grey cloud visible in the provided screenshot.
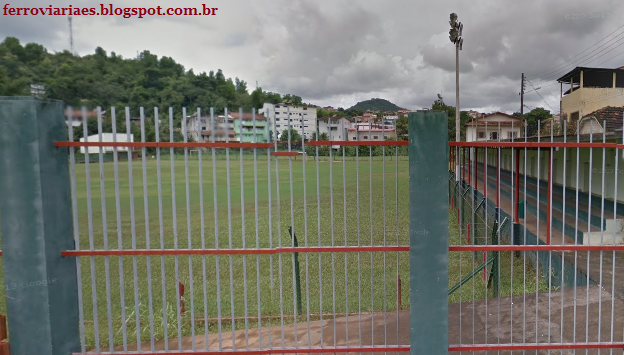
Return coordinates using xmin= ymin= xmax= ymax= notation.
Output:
xmin=3 ymin=0 xmax=624 ymax=113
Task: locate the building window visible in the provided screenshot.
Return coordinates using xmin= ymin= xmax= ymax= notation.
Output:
xmin=373 ymin=136 xmax=379 ymax=139
xmin=352 ymin=137 xmax=356 ymax=140
xmin=477 ymin=132 xmax=485 ymax=139
xmin=275 ymin=112 xmax=280 ymax=115
xmin=276 ymin=125 xmax=280 ymax=128
xmin=275 ymin=105 xmax=280 ymax=108
xmin=507 ymin=131 xmax=518 ymax=139
xmin=490 ymin=132 xmax=498 ymax=140
xmin=363 ymin=135 xmax=368 ymax=139
xmin=303 ymin=107 xmax=307 ymax=110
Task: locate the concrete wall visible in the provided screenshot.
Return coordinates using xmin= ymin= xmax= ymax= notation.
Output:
xmin=562 ymin=87 xmax=624 ymax=118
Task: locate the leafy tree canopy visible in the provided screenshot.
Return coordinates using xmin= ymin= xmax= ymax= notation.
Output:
xmin=0 ymin=37 xmax=301 ymax=117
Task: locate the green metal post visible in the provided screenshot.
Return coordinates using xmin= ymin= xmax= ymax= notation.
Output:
xmin=0 ymin=97 xmax=80 ymax=354
xmin=288 ymin=226 xmax=302 ymax=315
xmin=408 ymin=110 xmax=449 ymax=354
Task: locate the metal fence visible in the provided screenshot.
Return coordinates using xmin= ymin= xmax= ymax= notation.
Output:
xmin=449 ymin=117 xmax=624 ymax=353
xmin=1 ymin=98 xmax=624 ymax=355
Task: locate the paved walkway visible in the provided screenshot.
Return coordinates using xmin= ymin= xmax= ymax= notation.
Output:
xmin=112 ymin=286 xmax=622 ymax=354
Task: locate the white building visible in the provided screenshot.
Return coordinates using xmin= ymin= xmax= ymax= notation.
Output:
xmin=261 ymin=103 xmax=318 ymax=140
xmin=465 ymin=112 xmax=525 ymax=142
xmin=347 ymin=123 xmax=396 ymax=141
xmin=79 ymin=133 xmax=133 ymax=154
xmin=317 ymin=116 xmax=354 ymax=149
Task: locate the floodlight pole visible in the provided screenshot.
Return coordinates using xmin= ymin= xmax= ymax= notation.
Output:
xmin=449 ymin=13 xmax=463 ymax=182
xmin=455 ymin=40 xmax=460 ymax=181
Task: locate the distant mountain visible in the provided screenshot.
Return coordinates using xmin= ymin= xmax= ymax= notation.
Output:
xmin=348 ymin=98 xmax=405 ymax=112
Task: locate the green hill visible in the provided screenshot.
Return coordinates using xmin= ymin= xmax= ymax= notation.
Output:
xmin=348 ymin=98 xmax=404 ymax=111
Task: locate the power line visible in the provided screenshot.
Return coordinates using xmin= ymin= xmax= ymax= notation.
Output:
xmin=526 ymin=78 xmax=556 ymax=112
xmin=530 ymin=32 xmax=624 ymax=87
xmin=529 ymin=24 xmax=624 ymax=79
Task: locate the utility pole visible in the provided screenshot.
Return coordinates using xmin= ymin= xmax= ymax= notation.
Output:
xmin=449 ymin=13 xmax=463 ymax=181
xmin=520 ymin=73 xmax=525 ymax=137
xmin=68 ymin=16 xmax=74 ymax=55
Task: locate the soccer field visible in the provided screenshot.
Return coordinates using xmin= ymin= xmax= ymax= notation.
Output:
xmin=74 ymin=153 xmax=413 ymax=348
xmin=0 ymin=152 xmax=547 ymax=349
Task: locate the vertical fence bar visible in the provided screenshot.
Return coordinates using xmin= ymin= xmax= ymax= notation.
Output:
xmin=253 ymin=108 xmax=263 ymax=349
xmin=127 ymin=107 xmax=142 ymax=351
xmin=238 ymin=107 xmax=249 ymax=350
xmin=182 ymin=107 xmax=196 ymax=350
xmin=0 ymin=98 xmax=80 ymax=355
xmin=300 ymin=110 xmax=311 ymax=348
xmin=224 ymin=107 xmax=237 ymax=349
xmin=140 ymin=107 xmax=156 ymax=351
xmin=267 ymin=109 xmax=274 ymax=350
xmin=154 ymin=107 xmax=169 ymax=351
xmin=210 ymin=107 xmax=223 ymax=350
xmin=196 ymin=108 xmax=209 ymax=351
xmin=286 ymin=107 xmax=299 ymax=348
xmin=68 ymin=107 xmax=87 ymax=353
xmin=83 ymin=107 xmax=100 ymax=352
xmin=112 ymin=107 xmax=129 ymax=351
xmin=168 ymin=107 xmax=183 ymax=349
xmin=96 ymin=107 xmax=114 ymax=351
xmin=408 ymin=110 xmax=448 ymax=354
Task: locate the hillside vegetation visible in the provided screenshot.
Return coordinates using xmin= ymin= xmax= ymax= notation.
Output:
xmin=0 ymin=37 xmax=299 ymax=115
xmin=348 ymin=98 xmax=404 ymax=111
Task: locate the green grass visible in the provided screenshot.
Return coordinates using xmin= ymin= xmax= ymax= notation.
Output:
xmin=0 ymin=151 xmax=548 ymax=349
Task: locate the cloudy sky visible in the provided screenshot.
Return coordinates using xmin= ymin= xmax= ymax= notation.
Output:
xmin=2 ymin=0 xmax=624 ymax=112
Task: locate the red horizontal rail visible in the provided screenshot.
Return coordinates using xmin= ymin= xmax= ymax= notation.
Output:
xmin=58 ymin=244 xmax=624 ymax=257
xmin=61 ymin=245 xmax=410 ymax=257
xmin=75 ymin=346 xmax=410 ymax=354
xmin=449 ymin=342 xmax=624 ymax=351
xmin=272 ymin=151 xmax=299 ymax=157
xmin=450 ymin=142 xmax=624 ymax=149
xmin=55 ymin=142 xmax=273 ymax=149
xmin=307 ymin=140 xmax=409 ymax=146
xmin=450 ymin=245 xmax=624 ymax=252
xmin=74 ymin=343 xmax=624 ymax=354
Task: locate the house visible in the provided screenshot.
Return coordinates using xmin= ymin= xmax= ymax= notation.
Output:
xmin=317 ymin=116 xmax=354 ymax=149
xmin=230 ymin=112 xmax=269 ymax=143
xmin=79 ymin=133 xmax=133 ymax=154
xmin=577 ymin=106 xmax=624 ymax=136
xmin=347 ymin=123 xmax=396 ymax=141
xmin=464 ymin=112 xmax=525 ymax=141
xmin=186 ymin=113 xmax=235 ymax=142
xmin=65 ymin=108 xmax=99 ymax=127
xmin=261 ymin=103 xmax=318 ymax=140
xmin=557 ymin=66 xmax=624 ymax=120
xmin=362 ymin=112 xmax=377 ymax=122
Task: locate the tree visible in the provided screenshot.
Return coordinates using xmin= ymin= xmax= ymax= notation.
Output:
xmin=395 ymin=115 xmax=408 ymax=139
xmin=280 ymin=128 xmax=301 ymax=142
xmin=524 ymin=107 xmax=552 ymax=137
xmin=432 ymin=100 xmax=471 ymax=141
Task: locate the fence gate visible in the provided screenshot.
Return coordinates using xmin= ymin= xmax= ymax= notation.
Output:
xmin=0 ymin=98 xmax=451 ymax=355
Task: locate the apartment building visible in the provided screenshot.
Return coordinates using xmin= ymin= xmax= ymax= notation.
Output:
xmin=261 ymin=103 xmax=318 ymax=140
